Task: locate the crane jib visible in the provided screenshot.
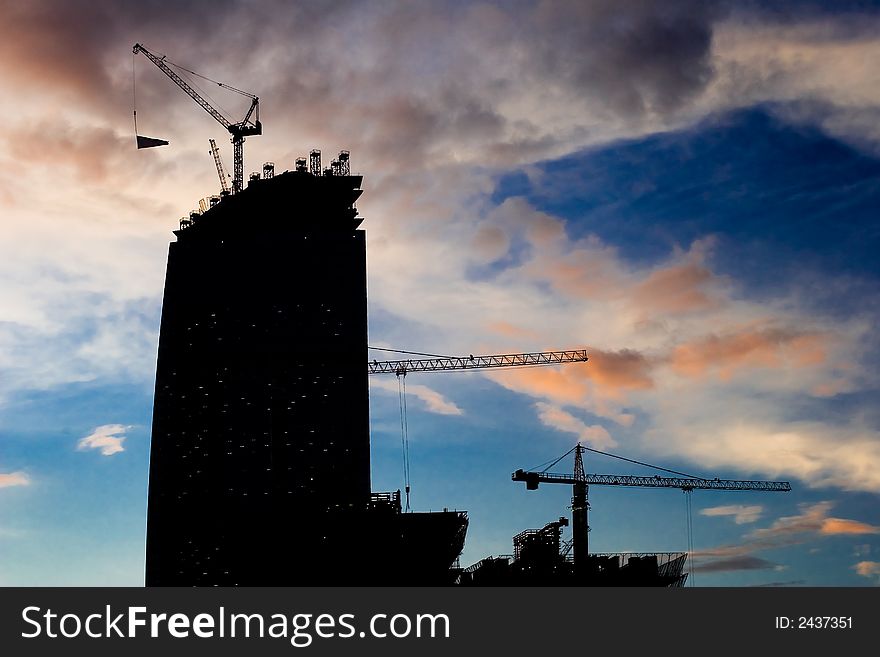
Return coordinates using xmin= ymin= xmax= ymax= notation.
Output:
xmin=512 ymin=469 xmax=792 ymax=492
xmin=368 ymin=349 xmax=589 ymax=374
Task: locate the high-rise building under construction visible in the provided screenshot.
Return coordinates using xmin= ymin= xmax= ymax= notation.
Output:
xmin=146 ymin=155 xmax=467 ymax=585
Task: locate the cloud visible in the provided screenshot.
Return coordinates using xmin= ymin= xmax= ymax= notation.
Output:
xmin=485 ymin=321 xmax=540 ymax=341
xmin=707 ymin=13 xmax=880 ymax=153
xmin=0 ymin=472 xmax=30 ymax=488
xmin=700 ymin=504 xmax=764 ymax=524
xmin=488 ymin=360 xmax=639 ymax=427
xmin=853 ymin=561 xmax=880 ymax=581
xmin=696 ymin=502 xmax=880 ymax=562
xmin=529 ymin=0 xmax=723 ymax=118
xmin=471 ymin=226 xmax=509 ymax=262
xmin=820 ymin=518 xmax=880 ymax=536
xmin=4 ymin=118 xmax=172 ymax=185
xmin=370 ymin=379 xmax=463 ymax=416
xmin=693 ymin=555 xmax=779 ymax=573
xmin=853 ymin=544 xmax=871 ymax=557
xmin=695 ymin=425 xmax=880 ymax=493
xmin=747 ymin=502 xmax=880 ymax=540
xmin=630 ymin=262 xmax=718 ymax=316
xmin=751 ymin=580 xmax=805 ymax=587
xmin=670 ymin=328 xmax=828 ymax=381
xmin=77 ymin=424 xmax=129 ymax=456
xmin=534 ymin=402 xmax=615 ymax=449
xmin=486 ymin=344 xmax=654 ymax=424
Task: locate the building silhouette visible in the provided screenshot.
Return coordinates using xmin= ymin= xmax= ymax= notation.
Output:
xmin=146 ymin=156 xmax=466 ymax=585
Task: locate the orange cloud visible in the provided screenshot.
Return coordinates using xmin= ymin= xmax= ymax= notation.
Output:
xmin=492 ymin=367 xmax=589 ymax=406
xmin=525 ymin=213 xmax=566 ymax=246
xmin=5 ymin=120 xmax=131 ymax=184
xmin=588 ymin=348 xmax=654 ymax=392
xmin=471 ymin=225 xmax=509 ymax=261
xmin=630 ymin=262 xmax=717 ymax=315
xmin=492 ymin=346 xmax=653 ymax=402
xmin=670 ymin=328 xmax=827 ymax=380
xmin=485 ymin=347 xmax=651 ymax=426
xmin=0 ymin=471 xmax=30 ymax=488
xmin=0 ymin=2 xmax=120 ymax=112
xmin=820 ymin=518 xmax=880 ymax=536
xmin=697 ymin=502 xmax=880 ymax=563
xmin=787 ymin=334 xmax=826 ymax=366
xmin=529 ymin=248 xmax=624 ymax=300
xmin=810 ymin=379 xmax=852 ymax=398
xmin=854 ymin=561 xmax=880 ymax=578
xmin=485 ymin=321 xmax=540 ymax=340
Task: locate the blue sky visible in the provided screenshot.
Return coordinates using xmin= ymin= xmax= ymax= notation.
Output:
xmin=1 ymin=0 xmax=879 ymax=586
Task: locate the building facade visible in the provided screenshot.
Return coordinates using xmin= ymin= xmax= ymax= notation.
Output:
xmin=146 ymin=167 xmax=371 ymax=585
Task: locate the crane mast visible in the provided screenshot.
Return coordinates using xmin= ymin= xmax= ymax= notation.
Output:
xmin=132 ymin=43 xmax=261 ymax=194
xmin=513 ymin=444 xmax=791 ymax=579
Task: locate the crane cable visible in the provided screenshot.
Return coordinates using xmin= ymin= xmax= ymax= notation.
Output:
xmin=132 ymin=51 xmax=138 ymax=136
xmin=163 ymin=55 xmax=257 ymax=99
xmin=397 ymin=372 xmax=412 ymax=512
xmin=531 ymin=445 xmax=578 ymax=473
xmin=581 ymin=445 xmax=704 ymax=479
xmin=685 ymin=489 xmax=695 ymax=587
xmin=532 ymin=444 xmax=705 ymax=480
xmin=369 ymin=346 xmax=457 ymax=358
xmin=133 ymin=43 xmax=239 ymax=129
xmin=164 ymin=59 xmax=237 ymax=125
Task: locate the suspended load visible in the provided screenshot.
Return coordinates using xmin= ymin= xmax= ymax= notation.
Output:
xmin=136 ymin=134 xmax=169 ymax=149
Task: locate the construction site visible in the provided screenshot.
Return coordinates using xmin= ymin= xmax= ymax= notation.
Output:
xmin=134 ymin=43 xmax=792 ymax=587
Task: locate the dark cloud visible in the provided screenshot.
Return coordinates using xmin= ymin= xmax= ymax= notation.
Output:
xmin=531 ymin=0 xmax=726 ymax=116
xmin=751 ymin=579 xmax=806 ymax=587
xmin=0 ymin=1 xmax=732 ymax=175
xmin=0 ymin=0 xmax=239 ymax=115
xmin=693 ymin=555 xmax=778 ymax=572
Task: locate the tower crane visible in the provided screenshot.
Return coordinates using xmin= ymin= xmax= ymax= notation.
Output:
xmin=367 ymin=348 xmax=589 ymax=511
xmin=132 ymin=43 xmax=261 ymax=194
xmin=209 ymin=138 xmax=231 ymax=195
xmin=513 ymin=443 xmax=791 ymax=579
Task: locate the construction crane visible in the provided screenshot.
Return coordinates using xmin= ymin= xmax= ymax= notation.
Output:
xmin=513 ymin=444 xmax=791 ymax=579
xmin=209 ymin=138 xmax=231 ymax=195
xmin=368 ymin=348 xmax=589 ymax=511
xmin=132 ymin=43 xmax=261 ymax=194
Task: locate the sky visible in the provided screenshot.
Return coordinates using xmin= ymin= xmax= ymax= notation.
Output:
xmin=1 ymin=0 xmax=879 ymax=586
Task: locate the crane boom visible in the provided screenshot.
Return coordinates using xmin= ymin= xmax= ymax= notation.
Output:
xmin=512 ymin=470 xmax=792 ymax=491
xmin=132 ymin=43 xmax=261 ymax=194
xmin=368 ymin=349 xmax=588 ymax=375
xmin=133 ymin=44 xmax=232 ymax=129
